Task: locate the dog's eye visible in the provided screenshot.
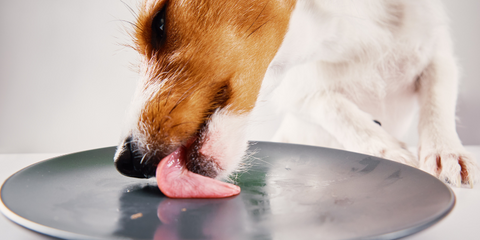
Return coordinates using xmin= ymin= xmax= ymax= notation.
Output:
xmin=151 ymin=8 xmax=166 ymax=49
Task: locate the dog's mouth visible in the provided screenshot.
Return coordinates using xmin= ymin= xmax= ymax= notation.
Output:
xmin=114 ymin=134 xmax=240 ymax=198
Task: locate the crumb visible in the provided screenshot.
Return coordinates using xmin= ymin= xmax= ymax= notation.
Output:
xmin=181 ymin=208 xmax=187 ymax=212
xmin=130 ymin=213 xmax=143 ymax=219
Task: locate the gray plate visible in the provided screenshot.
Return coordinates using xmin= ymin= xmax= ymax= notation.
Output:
xmin=0 ymin=142 xmax=454 ymax=240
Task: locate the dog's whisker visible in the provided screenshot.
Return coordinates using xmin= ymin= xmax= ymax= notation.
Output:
xmin=139 ymin=154 xmax=148 ymax=164
xmin=112 ymin=19 xmax=141 ymax=30
xmin=120 ymin=0 xmax=139 ymax=20
xmin=168 ymin=80 xmax=203 ymax=115
xmin=247 ymin=18 xmax=272 ymax=38
xmin=246 ymin=0 xmax=270 ymax=35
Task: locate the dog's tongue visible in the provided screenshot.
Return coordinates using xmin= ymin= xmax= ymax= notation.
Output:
xmin=156 ymin=147 xmax=241 ymax=198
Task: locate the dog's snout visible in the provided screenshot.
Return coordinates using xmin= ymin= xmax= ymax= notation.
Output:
xmin=114 ymin=136 xmax=156 ymax=178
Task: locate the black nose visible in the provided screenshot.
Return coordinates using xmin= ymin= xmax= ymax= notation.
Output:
xmin=114 ymin=136 xmax=157 ymax=178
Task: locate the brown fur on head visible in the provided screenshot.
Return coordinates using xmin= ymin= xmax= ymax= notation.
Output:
xmin=115 ymin=0 xmax=295 ymax=178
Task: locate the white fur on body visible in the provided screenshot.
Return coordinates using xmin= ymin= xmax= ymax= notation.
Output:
xmin=257 ymin=0 xmax=479 ymax=186
xmin=122 ymin=0 xmax=478 ymax=187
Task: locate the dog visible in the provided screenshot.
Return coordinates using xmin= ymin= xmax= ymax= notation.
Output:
xmin=114 ymin=0 xmax=479 ymax=198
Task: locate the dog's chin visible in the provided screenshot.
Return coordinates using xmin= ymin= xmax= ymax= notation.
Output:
xmin=185 ymin=136 xmax=222 ymax=178
xmin=177 ymin=109 xmax=251 ymax=181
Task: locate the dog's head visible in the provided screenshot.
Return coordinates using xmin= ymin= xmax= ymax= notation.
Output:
xmin=114 ymin=0 xmax=294 ymax=181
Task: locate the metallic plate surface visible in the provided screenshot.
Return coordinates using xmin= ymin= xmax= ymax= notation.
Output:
xmin=0 ymin=142 xmax=454 ymax=240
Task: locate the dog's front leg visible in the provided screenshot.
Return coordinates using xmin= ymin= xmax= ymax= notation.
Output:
xmin=305 ymin=90 xmax=418 ymax=167
xmin=417 ymin=50 xmax=479 ymax=187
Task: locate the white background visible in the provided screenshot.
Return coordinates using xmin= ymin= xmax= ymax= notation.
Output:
xmin=0 ymin=0 xmax=479 ymax=154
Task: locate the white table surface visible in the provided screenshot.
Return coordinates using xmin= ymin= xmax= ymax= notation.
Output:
xmin=1 ymin=147 xmax=480 ymax=240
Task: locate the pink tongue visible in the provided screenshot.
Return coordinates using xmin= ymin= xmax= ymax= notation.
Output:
xmin=156 ymin=147 xmax=241 ymax=198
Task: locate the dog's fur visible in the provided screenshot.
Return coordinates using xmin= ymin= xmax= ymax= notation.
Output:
xmin=116 ymin=0 xmax=479 ymax=187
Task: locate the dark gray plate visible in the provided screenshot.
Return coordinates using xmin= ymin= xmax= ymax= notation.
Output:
xmin=1 ymin=142 xmax=454 ymax=240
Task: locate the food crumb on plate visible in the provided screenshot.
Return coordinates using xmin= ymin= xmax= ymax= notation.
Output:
xmin=130 ymin=213 xmax=143 ymax=219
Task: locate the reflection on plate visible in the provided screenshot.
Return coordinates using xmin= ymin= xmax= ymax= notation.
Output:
xmin=0 ymin=142 xmax=454 ymax=240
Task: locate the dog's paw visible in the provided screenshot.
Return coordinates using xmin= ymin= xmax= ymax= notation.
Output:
xmin=367 ymin=143 xmax=418 ymax=168
xmin=419 ymin=147 xmax=479 ymax=187
xmin=382 ymin=148 xmax=418 ymax=168
xmin=351 ymin=131 xmax=418 ymax=167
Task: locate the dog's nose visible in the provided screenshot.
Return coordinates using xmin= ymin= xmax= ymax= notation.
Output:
xmin=114 ymin=136 xmax=156 ymax=178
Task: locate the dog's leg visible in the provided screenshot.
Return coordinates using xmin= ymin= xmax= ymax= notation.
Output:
xmin=417 ymin=50 xmax=479 ymax=187
xmin=304 ymin=89 xmax=418 ymax=167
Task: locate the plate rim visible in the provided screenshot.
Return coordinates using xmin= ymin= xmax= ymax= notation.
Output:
xmin=0 ymin=181 xmax=110 ymax=240
xmin=0 ymin=142 xmax=456 ymax=240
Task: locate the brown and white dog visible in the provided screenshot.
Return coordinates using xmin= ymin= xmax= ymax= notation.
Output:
xmin=114 ymin=0 xmax=479 ymax=198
